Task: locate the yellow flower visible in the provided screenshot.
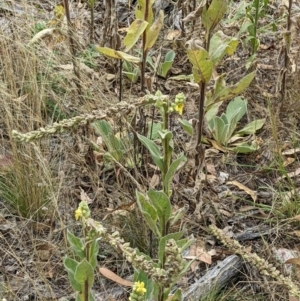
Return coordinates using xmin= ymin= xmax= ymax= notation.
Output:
xmin=134 ymin=281 xmax=147 ymax=295
xmin=175 ymin=103 xmax=184 ymax=115
xmin=75 ymin=208 xmax=83 ymax=220
xmin=54 ymin=5 xmax=65 ymax=20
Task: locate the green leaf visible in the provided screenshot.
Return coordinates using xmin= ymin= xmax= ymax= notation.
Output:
xmin=231 ymin=71 xmax=256 ymax=95
xmin=176 ymin=237 xmax=195 ymax=251
xmin=169 ymin=289 xmax=182 ymax=301
xmin=93 ymin=120 xmax=123 ymax=161
xmin=178 ymin=119 xmax=193 ymax=136
xmin=226 ymin=108 xmax=242 ymax=142
xmin=157 ymin=130 xmax=173 ymax=141
xmin=136 ymin=191 xmax=160 ymax=237
xmin=220 ymin=113 xmax=229 ymax=125
xmin=124 ymin=19 xmax=148 ymax=52
xmin=202 ymin=0 xmax=227 ymax=33
xmin=209 ymin=31 xmax=238 ymax=65
xmin=147 ymin=189 xmax=171 ymax=230
xmin=231 ymin=142 xmax=259 ymax=153
xmin=89 ymin=240 xmax=99 ymax=269
xmin=157 ymin=130 xmax=173 ymax=154
xmin=165 ymin=50 xmax=176 ymax=62
xmin=67 ymin=230 xmax=85 ymax=259
xmin=74 ymin=258 xmax=94 ymax=291
xmin=144 ymin=10 xmax=164 ymax=52
xmin=137 ymin=133 xmax=163 ymax=171
xmin=212 ymin=71 xmax=256 ymax=103
xmin=169 ymin=205 xmax=189 ymax=226
xmin=159 ymin=61 xmax=173 ymax=78
xmin=64 ymin=257 xmax=81 ymax=291
xmin=206 ymin=102 xmax=222 ymax=124
xmin=64 ymin=257 xmax=78 ymax=274
xmin=226 ymin=97 xmax=247 ymax=122
xmin=236 ymin=118 xmax=266 ymax=135
xmin=135 ymin=0 xmax=155 ymax=24
xmin=123 ymin=70 xmax=140 ymax=83
xmin=93 ymin=119 xmax=112 ymax=136
xmin=212 ymin=116 xmax=227 ymax=145
xmin=147 ymin=122 xmax=162 ymax=140
xmin=123 ymin=60 xmax=140 ymax=82
xmin=159 ymin=50 xmax=176 ymax=77
xmin=95 ymin=46 xmax=140 ymax=64
xmin=163 ymin=153 xmax=186 ymax=192
xmin=158 ymin=232 xmax=183 ymax=263
xmin=186 ymin=47 xmax=213 ymax=84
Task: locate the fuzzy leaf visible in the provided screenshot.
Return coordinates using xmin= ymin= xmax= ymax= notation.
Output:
xmin=209 ymin=31 xmax=238 ymax=65
xmin=202 ymin=0 xmax=227 ymax=33
xmin=165 ymin=49 xmax=176 ymax=62
xmin=159 ymin=61 xmax=173 ymax=77
xmin=236 ymin=118 xmax=266 ymax=135
xmin=144 ymin=10 xmax=164 ymax=52
xmin=74 ymin=259 xmax=94 ymax=289
xmin=136 ymin=191 xmax=160 ymax=237
xmin=231 ymin=71 xmax=256 ymax=94
xmin=226 ymin=108 xmax=242 ymax=142
xmin=226 ymin=97 xmax=247 ymax=122
xmin=64 ymin=258 xmax=81 ymax=291
xmin=137 ymin=133 xmax=163 ymax=171
xmin=67 ymin=230 xmax=85 ymax=259
xmin=206 ymin=101 xmax=222 ymax=124
xmin=93 ymin=120 xmax=123 ymax=161
xmin=159 ymin=50 xmax=176 ymax=77
xmin=124 ymin=19 xmax=148 ymax=52
xmin=167 ymin=289 xmax=182 ymax=301
xmin=147 ymin=122 xmax=162 ymax=140
xmin=164 ymin=153 xmax=186 ymax=191
xmin=212 ymin=71 xmax=256 ymax=103
xmin=213 ymin=116 xmax=228 ymax=145
xmin=179 ymin=119 xmax=193 ymax=136
xmin=187 ymin=47 xmax=213 ymax=84
xmin=232 ymin=142 xmax=259 ymax=153
xmin=135 ymin=0 xmax=155 ymax=24
xmin=95 ymin=47 xmax=140 ymax=64
xmin=89 ymin=240 xmax=99 ymax=269
xmin=147 ymin=189 xmax=171 ymax=230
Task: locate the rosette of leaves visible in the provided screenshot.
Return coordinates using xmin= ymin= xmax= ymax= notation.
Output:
xmin=92 ymin=120 xmax=135 ymax=167
xmin=207 ymin=97 xmax=265 ymax=153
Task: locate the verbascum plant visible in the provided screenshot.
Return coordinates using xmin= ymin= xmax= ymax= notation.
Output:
xmin=11 ymin=98 xmax=151 ymax=142
xmin=96 ymin=0 xmax=164 ymax=90
xmin=209 ymin=224 xmax=300 ymax=298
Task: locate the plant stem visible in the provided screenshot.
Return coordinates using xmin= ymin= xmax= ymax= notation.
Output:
xmin=158 ymin=105 xmax=171 ymax=301
xmin=84 ymin=279 xmax=89 ymax=301
xmin=197 ymin=82 xmax=206 ymax=147
xmin=252 ymin=0 xmax=260 ymax=55
xmin=278 ymin=0 xmax=292 ymax=116
xmin=141 ymin=0 xmax=150 ymax=92
xmin=197 ymin=21 xmax=211 ymax=149
xmin=89 ymin=3 xmax=94 ymax=44
xmin=162 ymin=105 xmax=170 ymax=197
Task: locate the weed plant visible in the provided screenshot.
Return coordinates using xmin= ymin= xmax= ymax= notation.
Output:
xmin=1 ymin=0 xmax=300 ymax=300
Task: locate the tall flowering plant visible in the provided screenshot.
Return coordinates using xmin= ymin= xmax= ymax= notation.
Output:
xmin=64 ymin=92 xmax=193 ymax=301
